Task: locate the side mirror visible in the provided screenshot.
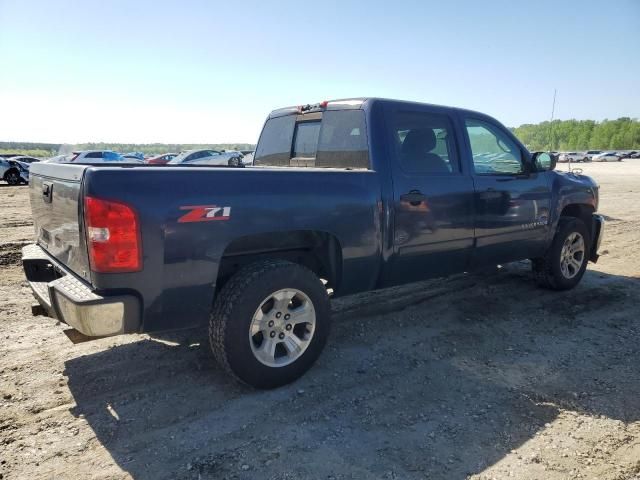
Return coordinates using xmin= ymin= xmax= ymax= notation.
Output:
xmin=532 ymin=151 xmax=556 ymax=171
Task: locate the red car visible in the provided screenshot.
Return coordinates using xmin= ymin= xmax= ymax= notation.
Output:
xmin=145 ymin=153 xmax=178 ymax=165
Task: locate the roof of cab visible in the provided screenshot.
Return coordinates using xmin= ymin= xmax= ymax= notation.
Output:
xmin=267 ymin=97 xmax=494 ymax=121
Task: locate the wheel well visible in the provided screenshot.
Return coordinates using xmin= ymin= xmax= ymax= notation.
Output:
xmin=560 ymin=204 xmax=594 ymax=238
xmin=216 ymin=230 xmax=342 ymax=293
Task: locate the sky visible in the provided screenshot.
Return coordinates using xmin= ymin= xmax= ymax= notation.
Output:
xmin=0 ymin=0 xmax=638 ymax=144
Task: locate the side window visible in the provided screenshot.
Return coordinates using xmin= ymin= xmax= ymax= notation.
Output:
xmin=187 ymin=152 xmax=204 ymax=161
xmin=390 ymin=110 xmax=459 ymax=174
xmin=85 ymin=151 xmax=103 ymax=159
xmin=465 ymin=119 xmax=523 ymax=174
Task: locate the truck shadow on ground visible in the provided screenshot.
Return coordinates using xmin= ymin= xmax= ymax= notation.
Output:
xmin=63 ymin=264 xmax=639 ymax=479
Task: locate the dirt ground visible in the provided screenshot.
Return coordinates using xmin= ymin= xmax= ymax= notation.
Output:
xmin=1 ymin=161 xmax=639 ymax=480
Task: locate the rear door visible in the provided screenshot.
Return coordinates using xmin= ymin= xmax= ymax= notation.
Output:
xmin=29 ymin=163 xmax=92 ymax=281
xmin=384 ymin=104 xmax=475 ymax=285
xmin=461 ymin=116 xmax=552 ymax=266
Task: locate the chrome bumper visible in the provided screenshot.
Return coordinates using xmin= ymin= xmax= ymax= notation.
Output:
xmin=22 ymin=244 xmax=140 ymax=337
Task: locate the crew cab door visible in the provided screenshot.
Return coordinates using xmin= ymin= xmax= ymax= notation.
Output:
xmin=383 ymin=105 xmax=475 ymax=286
xmin=461 ymin=116 xmax=552 ymax=266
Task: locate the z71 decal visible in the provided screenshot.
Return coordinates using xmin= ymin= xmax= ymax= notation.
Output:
xmin=178 ymin=205 xmax=231 ymax=223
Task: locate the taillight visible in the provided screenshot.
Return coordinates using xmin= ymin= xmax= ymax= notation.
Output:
xmin=84 ymin=196 xmax=142 ymax=273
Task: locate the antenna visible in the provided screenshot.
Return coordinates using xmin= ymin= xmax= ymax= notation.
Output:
xmin=548 ymin=88 xmax=557 ymax=151
xmin=548 ymin=89 xmax=565 ymax=171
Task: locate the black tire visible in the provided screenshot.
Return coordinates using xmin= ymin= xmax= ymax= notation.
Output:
xmin=209 ymin=260 xmax=331 ymax=388
xmin=532 ymin=217 xmax=590 ymax=290
xmin=228 ymin=156 xmax=243 ymax=167
xmin=5 ymin=170 xmax=20 ymax=186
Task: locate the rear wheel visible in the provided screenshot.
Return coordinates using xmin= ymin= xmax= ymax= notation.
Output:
xmin=209 ymin=260 xmax=331 ymax=388
xmin=532 ymin=217 xmax=590 ymax=290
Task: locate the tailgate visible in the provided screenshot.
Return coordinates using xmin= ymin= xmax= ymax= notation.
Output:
xmin=29 ymin=162 xmax=91 ymax=282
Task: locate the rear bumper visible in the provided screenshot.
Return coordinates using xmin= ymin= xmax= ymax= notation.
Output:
xmin=22 ymin=244 xmax=140 ymax=337
xmin=590 ymin=214 xmax=604 ymax=262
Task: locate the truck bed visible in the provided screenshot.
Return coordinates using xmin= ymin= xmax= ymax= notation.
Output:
xmin=26 ymin=162 xmax=384 ymax=333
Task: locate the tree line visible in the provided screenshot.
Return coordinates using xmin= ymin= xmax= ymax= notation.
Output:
xmin=2 ymin=117 xmax=639 ymax=158
xmin=512 ymin=117 xmax=640 ymax=151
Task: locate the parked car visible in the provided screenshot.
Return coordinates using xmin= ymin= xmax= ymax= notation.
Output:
xmin=22 ymin=98 xmax=604 ymax=388
xmin=52 ymin=150 xmax=128 ymax=163
xmin=630 ymin=151 xmax=640 ymax=159
xmin=1 ymin=158 xmax=30 ymax=185
xmin=617 ymin=151 xmax=637 ymax=159
xmin=168 ymin=149 xmax=243 ymax=167
xmin=592 ymin=152 xmax=621 ymax=162
xmin=146 ymin=153 xmax=178 ymax=165
xmin=558 ymin=152 xmax=582 ymax=162
xmin=583 ymin=150 xmax=602 ymax=162
xmin=9 ymin=155 xmax=40 ymax=164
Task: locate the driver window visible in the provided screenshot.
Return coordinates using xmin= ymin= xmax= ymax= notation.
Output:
xmin=465 ymin=119 xmax=523 ymax=174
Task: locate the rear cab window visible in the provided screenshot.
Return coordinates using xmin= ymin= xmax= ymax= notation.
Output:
xmin=254 ymin=109 xmax=370 ymax=169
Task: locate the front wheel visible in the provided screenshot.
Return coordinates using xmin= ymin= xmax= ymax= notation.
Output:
xmin=209 ymin=260 xmax=331 ymax=388
xmin=228 ymin=156 xmax=242 ymax=167
xmin=5 ymin=171 xmax=20 ymax=186
xmin=532 ymin=217 xmax=590 ymax=290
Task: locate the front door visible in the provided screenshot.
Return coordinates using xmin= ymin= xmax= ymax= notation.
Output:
xmin=462 ymin=116 xmax=552 ymax=267
xmin=383 ymin=105 xmax=475 ymax=286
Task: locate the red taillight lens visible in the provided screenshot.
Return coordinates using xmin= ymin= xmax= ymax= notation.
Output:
xmin=84 ymin=196 xmax=142 ymax=273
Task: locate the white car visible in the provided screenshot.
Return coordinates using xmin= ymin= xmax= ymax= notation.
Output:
xmin=592 ymin=152 xmax=621 ymax=162
xmin=583 ymin=150 xmax=602 ymax=161
xmin=558 ymin=152 xmax=582 ymax=162
xmin=168 ymin=149 xmax=243 ymax=167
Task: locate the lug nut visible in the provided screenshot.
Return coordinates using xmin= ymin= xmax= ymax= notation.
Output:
xmin=278 ymin=333 xmax=285 ymax=339
xmin=270 ymin=331 xmax=276 ymax=338
xmin=275 ymin=312 xmax=282 ymax=319
xmin=284 ymin=314 xmax=290 ymax=320
xmin=268 ymin=320 xmax=274 ymax=327
xmin=286 ymin=324 xmax=292 ymax=331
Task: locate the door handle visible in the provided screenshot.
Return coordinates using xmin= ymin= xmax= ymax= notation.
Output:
xmin=400 ymin=190 xmax=426 ymax=206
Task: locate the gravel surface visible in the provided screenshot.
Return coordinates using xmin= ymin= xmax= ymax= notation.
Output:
xmin=1 ymin=161 xmax=639 ymax=479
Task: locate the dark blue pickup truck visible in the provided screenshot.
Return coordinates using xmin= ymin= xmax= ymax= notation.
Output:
xmin=22 ymin=98 xmax=603 ymax=388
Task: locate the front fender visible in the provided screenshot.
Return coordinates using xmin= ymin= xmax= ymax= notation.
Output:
xmin=549 ymin=171 xmax=598 ymax=231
